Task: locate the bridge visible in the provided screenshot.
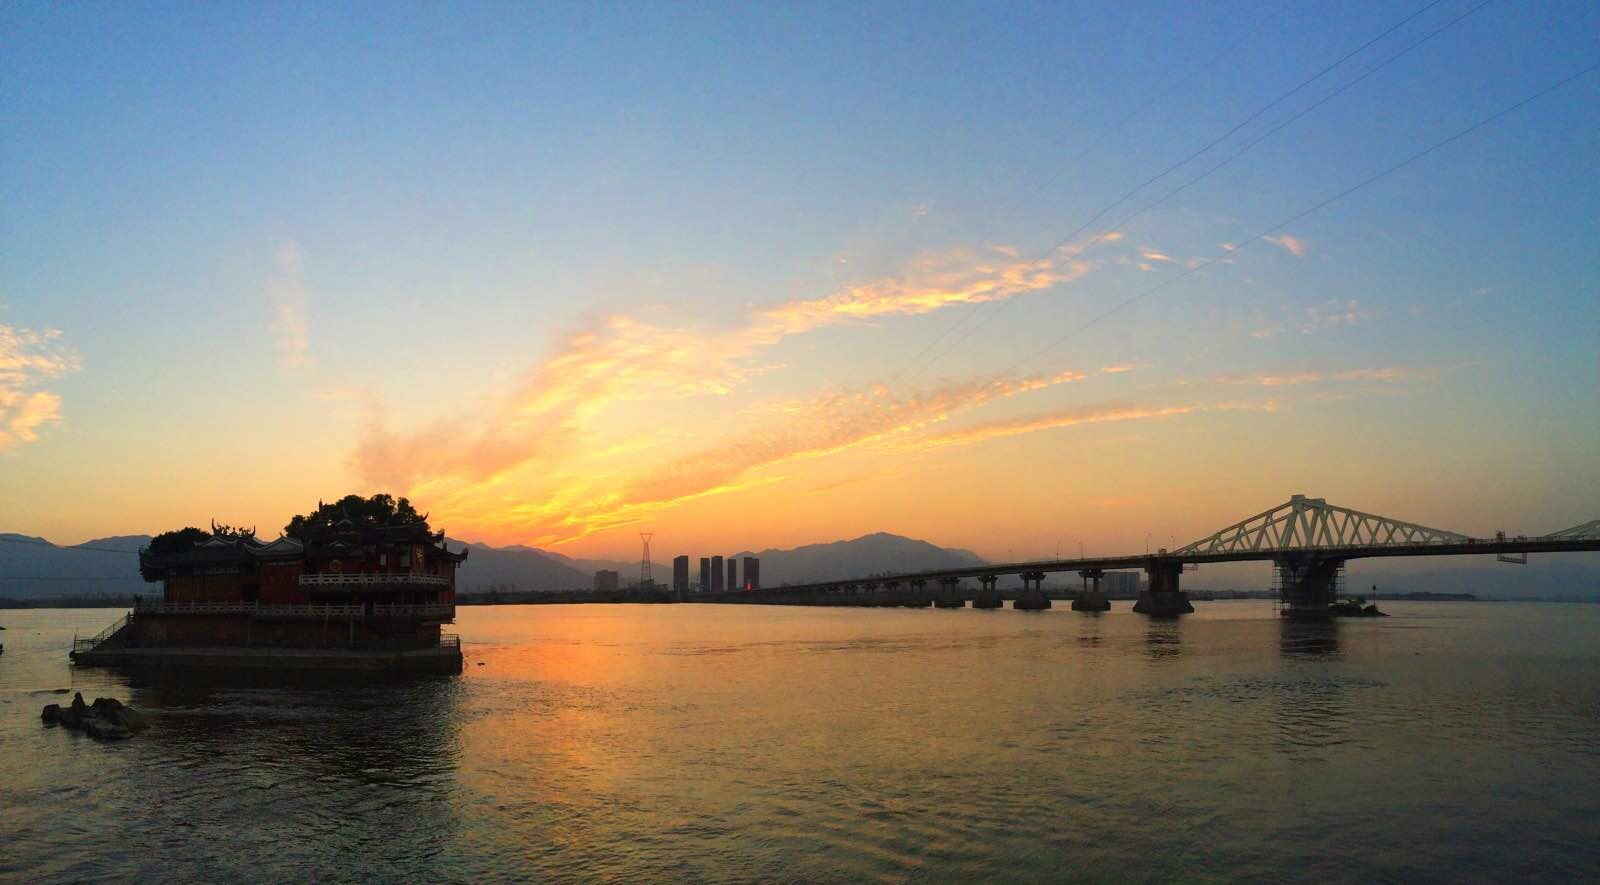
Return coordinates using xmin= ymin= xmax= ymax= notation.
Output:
xmin=696 ymin=495 xmax=1600 ymax=618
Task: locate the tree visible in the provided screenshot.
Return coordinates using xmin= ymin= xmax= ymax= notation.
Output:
xmin=283 ymin=493 xmax=429 ymax=539
xmin=147 ymin=527 xmax=211 ymax=556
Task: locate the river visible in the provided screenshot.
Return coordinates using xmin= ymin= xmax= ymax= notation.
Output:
xmin=2 ymin=601 xmax=1597 ymax=882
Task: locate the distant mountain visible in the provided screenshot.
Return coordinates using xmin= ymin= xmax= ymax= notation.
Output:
xmin=447 ymin=540 xmax=591 ymax=592
xmin=1350 ymin=560 xmax=1600 ymax=600
xmin=2 ymin=528 xmax=989 ymax=598
xmin=450 ymin=532 xmax=988 ymax=592
xmin=0 ymin=533 xmax=153 ymax=599
xmin=734 ymin=532 xmax=987 ymax=587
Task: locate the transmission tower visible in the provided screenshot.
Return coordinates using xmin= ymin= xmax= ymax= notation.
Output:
xmin=639 ymin=532 xmax=654 ymax=588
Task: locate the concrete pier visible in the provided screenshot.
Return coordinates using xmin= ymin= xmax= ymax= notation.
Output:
xmin=973 ymin=575 xmax=1003 ymax=610
xmin=1072 ymin=569 xmax=1111 ymax=612
xmin=1275 ymin=556 xmax=1344 ymax=620
xmin=1134 ymin=560 xmax=1193 ymax=617
xmin=934 ymin=577 xmax=965 ymax=608
xmin=1014 ymin=570 xmax=1051 ymax=610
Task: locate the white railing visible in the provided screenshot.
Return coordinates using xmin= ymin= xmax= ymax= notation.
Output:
xmin=298 ymin=573 xmax=451 ymax=587
xmin=133 ymin=601 xmax=453 ymax=618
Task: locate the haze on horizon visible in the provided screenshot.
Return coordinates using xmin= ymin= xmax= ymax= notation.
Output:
xmin=2 ymin=1 xmax=1595 ymax=563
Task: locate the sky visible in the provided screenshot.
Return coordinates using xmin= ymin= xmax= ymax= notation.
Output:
xmin=2 ymin=0 xmax=1596 ymax=566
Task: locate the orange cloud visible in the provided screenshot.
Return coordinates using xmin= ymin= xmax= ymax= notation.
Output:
xmin=620 ymin=370 xmax=1092 ymax=508
xmin=355 ymin=248 xmax=1100 ymax=499
xmin=905 ymin=403 xmax=1197 ymax=451
xmin=0 ymin=324 xmax=80 ymax=451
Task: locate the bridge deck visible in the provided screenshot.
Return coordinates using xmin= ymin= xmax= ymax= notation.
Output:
xmin=705 ymin=537 xmax=1600 ymax=600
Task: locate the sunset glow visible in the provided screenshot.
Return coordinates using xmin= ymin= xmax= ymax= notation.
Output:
xmin=2 ymin=2 xmax=1595 ymax=562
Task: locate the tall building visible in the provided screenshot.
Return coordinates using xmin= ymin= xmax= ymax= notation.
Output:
xmin=726 ymin=557 xmax=738 ymax=594
xmin=672 ymin=555 xmax=689 ymax=595
xmin=1103 ymin=571 xmax=1140 ymax=596
xmin=594 ymin=570 xmax=620 ymax=592
xmin=710 ymin=556 xmax=724 ymax=593
xmin=742 ymin=556 xmax=760 ymax=590
xmin=698 ymin=557 xmax=712 ymax=594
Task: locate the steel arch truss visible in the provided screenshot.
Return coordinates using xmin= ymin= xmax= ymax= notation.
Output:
xmin=1175 ymin=494 xmax=1469 ymax=555
xmin=1543 ymin=519 xmax=1600 ymax=541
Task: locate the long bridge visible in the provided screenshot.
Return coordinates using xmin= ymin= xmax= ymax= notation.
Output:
xmin=696 ymin=495 xmax=1600 ymax=618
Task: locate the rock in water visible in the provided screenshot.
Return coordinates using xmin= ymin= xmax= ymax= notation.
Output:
xmin=83 ymin=718 xmax=133 ymax=740
xmin=43 ymin=693 xmax=148 ymax=738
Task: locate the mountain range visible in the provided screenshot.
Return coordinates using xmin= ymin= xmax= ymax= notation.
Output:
xmin=0 ymin=530 xmax=988 ymax=598
xmin=3 ymin=531 xmax=1597 ymax=600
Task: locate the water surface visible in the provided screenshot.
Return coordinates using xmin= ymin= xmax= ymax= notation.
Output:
xmin=3 ymin=602 xmax=1597 ymax=881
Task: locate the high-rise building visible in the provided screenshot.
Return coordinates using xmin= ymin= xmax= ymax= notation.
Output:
xmin=698 ymin=557 xmax=712 ymax=594
xmin=593 ymin=570 xmax=620 ymax=593
xmin=726 ymin=557 xmax=738 ymax=594
xmin=742 ymin=556 xmax=760 ymax=590
xmin=672 ymin=555 xmax=689 ymax=595
xmin=710 ymin=556 xmax=725 ymax=593
xmin=1103 ymin=572 xmax=1141 ymax=596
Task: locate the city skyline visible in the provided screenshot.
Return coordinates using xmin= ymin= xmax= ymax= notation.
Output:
xmin=3 ymin=1 xmax=1596 ymax=563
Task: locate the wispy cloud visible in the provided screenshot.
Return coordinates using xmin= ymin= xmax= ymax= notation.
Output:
xmin=0 ymin=324 xmax=81 ymax=451
xmin=1263 ymin=233 xmax=1307 ymax=257
xmin=266 ymin=242 xmax=312 ymax=371
xmin=1214 ymin=365 xmax=1425 ymax=388
xmin=1250 ymin=298 xmax=1374 ymax=339
xmin=355 ymin=248 xmax=1100 ymax=496
xmin=906 ymin=403 xmax=1198 ymax=451
xmin=1300 ymin=298 xmax=1372 ymax=334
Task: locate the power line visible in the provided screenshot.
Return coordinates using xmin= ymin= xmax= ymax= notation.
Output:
xmin=1069 ymin=0 xmax=1497 ymax=272
xmin=998 ymin=60 xmax=1600 ymax=375
xmin=887 ymin=3 xmax=1286 ymax=382
xmin=903 ymin=0 xmax=1453 ymax=379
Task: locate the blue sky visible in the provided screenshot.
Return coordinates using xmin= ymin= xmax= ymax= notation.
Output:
xmin=2 ymin=1 xmax=1595 ymax=559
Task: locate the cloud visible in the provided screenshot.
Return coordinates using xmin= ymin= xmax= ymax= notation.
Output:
xmin=1214 ymin=365 xmax=1418 ymax=388
xmin=354 ymin=248 xmax=1099 ymax=496
xmin=619 ymin=370 xmax=1091 ymax=507
xmin=1263 ymin=233 xmax=1307 ymax=257
xmin=266 ymin=242 xmax=312 ymax=371
xmin=1248 ymin=298 xmax=1374 ymax=340
xmin=1300 ymin=298 xmax=1372 ymax=334
xmin=0 ymin=324 xmax=81 ymax=451
xmin=905 ymin=403 xmax=1197 ymax=451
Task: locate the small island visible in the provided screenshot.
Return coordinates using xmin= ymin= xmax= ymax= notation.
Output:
xmin=71 ymin=494 xmax=465 ymax=674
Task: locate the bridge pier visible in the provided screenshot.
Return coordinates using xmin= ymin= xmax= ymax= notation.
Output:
xmin=1274 ymin=556 xmax=1344 ymax=620
xmin=1072 ymin=568 xmax=1111 ymax=612
xmin=934 ymin=577 xmax=965 ymax=608
xmin=1134 ymin=560 xmax=1193 ymax=617
xmin=973 ymin=575 xmax=1003 ymax=610
xmin=905 ymin=578 xmax=931 ymax=607
xmin=1015 ymin=570 xmax=1051 ymax=610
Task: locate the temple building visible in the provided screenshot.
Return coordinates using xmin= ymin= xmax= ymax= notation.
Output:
xmin=73 ymin=505 xmax=466 ymax=674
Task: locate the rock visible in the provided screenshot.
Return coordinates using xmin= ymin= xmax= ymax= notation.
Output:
xmin=83 ymin=718 xmax=132 ymax=740
xmin=45 ymin=693 xmax=147 ymax=737
xmin=113 ymin=705 xmax=149 ymax=733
